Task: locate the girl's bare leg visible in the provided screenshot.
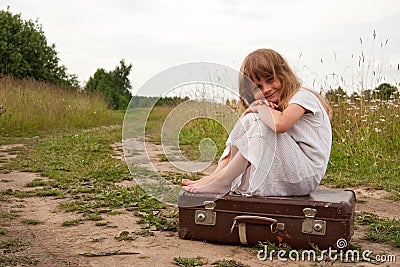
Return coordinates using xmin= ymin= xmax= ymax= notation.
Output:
xmin=182 ymin=149 xmax=248 ymax=194
xmin=184 ymin=164 xmax=228 ymax=188
xmin=182 ymin=146 xmax=238 ymax=186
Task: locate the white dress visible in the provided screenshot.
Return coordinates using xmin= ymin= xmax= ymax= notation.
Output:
xmin=222 ymin=88 xmax=332 ymax=196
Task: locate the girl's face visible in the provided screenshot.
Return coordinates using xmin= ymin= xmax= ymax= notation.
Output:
xmin=252 ymin=76 xmax=282 ymax=103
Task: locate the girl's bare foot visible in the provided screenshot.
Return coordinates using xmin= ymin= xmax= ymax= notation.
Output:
xmin=181 ymin=179 xmax=195 ymax=186
xmin=182 ymin=185 xmax=192 ymax=192
xmin=186 ymin=180 xmax=231 ymax=194
xmin=181 ymin=175 xmax=212 ymax=186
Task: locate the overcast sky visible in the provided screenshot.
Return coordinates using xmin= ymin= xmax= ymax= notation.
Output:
xmin=2 ymin=0 xmax=400 ymax=95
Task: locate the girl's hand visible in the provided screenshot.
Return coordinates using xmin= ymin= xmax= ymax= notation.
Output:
xmin=241 ymin=100 xmax=278 ymax=118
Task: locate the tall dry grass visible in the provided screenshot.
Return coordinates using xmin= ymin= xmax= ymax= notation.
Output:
xmin=325 ymin=92 xmax=400 ymax=191
xmin=0 ymin=76 xmax=122 ymax=137
xmin=142 ymin=90 xmax=399 ymax=191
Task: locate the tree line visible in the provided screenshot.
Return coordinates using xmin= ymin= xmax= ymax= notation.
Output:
xmin=0 ymin=7 xmax=132 ymax=109
xmin=325 ymin=83 xmax=399 ymax=103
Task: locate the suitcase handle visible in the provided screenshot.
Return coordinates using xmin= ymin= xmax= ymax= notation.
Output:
xmin=231 ymin=215 xmax=284 ymax=245
xmin=233 ymin=215 xmax=278 ymax=225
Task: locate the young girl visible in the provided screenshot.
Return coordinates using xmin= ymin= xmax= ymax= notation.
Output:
xmin=182 ymin=48 xmax=332 ymax=197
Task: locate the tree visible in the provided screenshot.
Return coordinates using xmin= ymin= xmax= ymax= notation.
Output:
xmin=375 ymin=83 xmax=398 ymax=100
xmin=0 ymin=7 xmax=78 ymax=87
xmin=325 ymin=86 xmax=348 ymax=103
xmin=85 ymin=60 xmax=132 ymax=109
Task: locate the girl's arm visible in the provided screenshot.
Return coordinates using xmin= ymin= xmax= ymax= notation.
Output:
xmin=244 ymin=101 xmax=306 ymax=133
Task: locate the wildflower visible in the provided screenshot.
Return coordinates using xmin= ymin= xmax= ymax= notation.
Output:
xmin=374 ymin=128 xmax=381 ymax=133
xmin=342 ymin=138 xmax=346 ymax=143
xmin=380 ymin=118 xmax=385 ymax=122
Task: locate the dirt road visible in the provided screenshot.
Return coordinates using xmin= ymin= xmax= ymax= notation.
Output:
xmin=0 ymin=143 xmax=399 ymax=267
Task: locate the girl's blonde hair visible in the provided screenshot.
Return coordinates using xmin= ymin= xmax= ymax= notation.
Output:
xmin=238 ymin=48 xmax=332 ymax=118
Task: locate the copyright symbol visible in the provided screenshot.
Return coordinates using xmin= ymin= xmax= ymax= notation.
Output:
xmin=336 ymin=238 xmax=348 ymax=249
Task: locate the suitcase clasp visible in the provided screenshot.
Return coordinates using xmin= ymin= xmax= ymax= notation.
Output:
xmin=302 ymin=208 xmax=326 ymax=236
xmin=204 ymin=201 xmax=216 ymax=210
xmin=194 ymin=201 xmax=216 ymax=226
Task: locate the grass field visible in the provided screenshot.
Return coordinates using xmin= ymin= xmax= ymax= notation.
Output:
xmin=325 ymin=94 xmax=399 ymax=191
xmin=144 ymin=93 xmax=400 ymax=192
xmin=0 ymin=75 xmax=399 ymax=265
xmin=0 ymin=76 xmax=122 ymax=138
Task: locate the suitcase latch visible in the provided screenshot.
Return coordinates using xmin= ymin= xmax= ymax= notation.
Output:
xmin=302 ymin=208 xmax=326 ymax=235
xmin=195 ymin=201 xmax=216 ymax=226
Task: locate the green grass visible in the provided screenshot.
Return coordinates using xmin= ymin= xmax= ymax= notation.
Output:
xmin=0 ymin=255 xmax=38 ymax=266
xmin=143 ymin=103 xmax=235 ymax=163
xmin=84 ymin=214 xmax=103 ymax=221
xmin=61 ymin=219 xmax=83 ymax=227
xmin=2 ymin=125 xmax=177 ymax=231
xmin=0 ymin=212 xmax=20 ymax=221
xmin=94 ymin=222 xmax=109 ymax=227
xmin=322 ymin=95 xmax=399 ymax=192
xmin=123 ymin=107 xmax=153 ymax=139
xmin=21 ymin=219 xmax=43 ymax=225
xmin=178 ymin=118 xmax=229 ymax=162
xmin=114 ymin=231 xmax=137 ymax=241
xmin=173 ymin=256 xmax=206 ymax=266
xmin=211 ymin=259 xmax=251 ymax=267
xmin=3 ymin=126 xmax=130 ymax=186
xmin=145 ymin=106 xmax=174 ymax=144
xmin=356 ymin=212 xmax=400 ymax=248
xmin=0 ymin=76 xmax=122 ymax=137
xmin=172 ymin=257 xmax=250 ymax=267
xmin=25 ymin=179 xmax=48 ymax=187
xmin=0 ymin=188 xmax=64 ymax=199
xmin=0 ymin=237 xmax=29 ymax=253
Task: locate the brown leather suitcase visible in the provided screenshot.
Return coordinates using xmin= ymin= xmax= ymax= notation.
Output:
xmin=178 ymin=189 xmax=355 ymax=249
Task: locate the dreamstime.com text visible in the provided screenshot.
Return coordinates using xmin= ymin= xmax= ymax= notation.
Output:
xmin=257 ymin=245 xmax=397 ymax=264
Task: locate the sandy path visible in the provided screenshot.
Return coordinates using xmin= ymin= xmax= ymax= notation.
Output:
xmin=0 ymin=142 xmax=399 ymax=267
